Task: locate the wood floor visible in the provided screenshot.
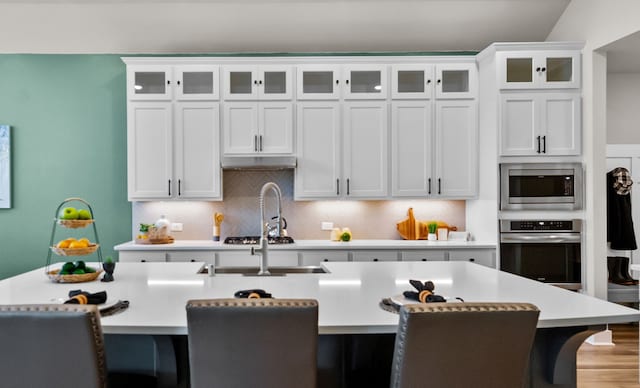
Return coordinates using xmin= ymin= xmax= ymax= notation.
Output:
xmin=578 ymin=324 xmax=640 ymax=387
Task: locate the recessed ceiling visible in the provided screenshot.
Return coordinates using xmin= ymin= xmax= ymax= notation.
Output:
xmin=0 ymin=0 xmax=571 ymax=54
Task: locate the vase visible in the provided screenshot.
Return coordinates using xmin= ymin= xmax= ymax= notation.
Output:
xmin=102 ymin=262 xmax=116 ymax=282
xmin=427 ymin=233 xmax=437 ymax=241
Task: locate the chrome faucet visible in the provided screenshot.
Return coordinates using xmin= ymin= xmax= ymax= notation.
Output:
xmin=250 ymin=182 xmax=283 ymax=276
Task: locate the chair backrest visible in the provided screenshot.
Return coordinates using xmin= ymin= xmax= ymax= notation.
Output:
xmin=186 ymin=298 xmax=318 ymax=388
xmin=390 ymin=302 xmax=540 ymax=388
xmin=0 ymin=304 xmax=107 ymax=388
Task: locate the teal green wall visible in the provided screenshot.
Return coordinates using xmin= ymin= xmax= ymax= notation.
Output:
xmin=0 ymin=55 xmax=131 ymax=279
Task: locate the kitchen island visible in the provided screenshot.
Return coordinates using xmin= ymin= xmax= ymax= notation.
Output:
xmin=0 ymin=261 xmax=637 ymax=388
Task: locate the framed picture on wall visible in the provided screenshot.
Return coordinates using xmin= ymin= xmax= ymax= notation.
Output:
xmin=0 ymin=125 xmax=10 ymax=209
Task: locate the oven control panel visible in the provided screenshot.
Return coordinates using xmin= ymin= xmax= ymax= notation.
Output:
xmin=501 ymin=220 xmax=581 ymax=232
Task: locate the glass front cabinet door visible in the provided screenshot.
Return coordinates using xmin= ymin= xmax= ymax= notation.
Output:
xmin=391 ymin=65 xmax=434 ymax=99
xmin=498 ymin=51 xmax=580 ymax=89
xmin=435 ymin=64 xmax=477 ymax=99
xmin=127 ymin=66 xmax=172 ymax=100
xmin=296 ymin=65 xmax=342 ymax=100
xmin=223 ymin=66 xmax=292 ymax=100
xmin=174 ymin=65 xmax=220 ymax=100
xmin=343 ymin=65 xmax=388 ymax=100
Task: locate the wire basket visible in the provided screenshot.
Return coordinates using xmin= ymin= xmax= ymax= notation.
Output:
xmin=50 ymin=244 xmax=99 ymax=257
xmin=47 ymin=268 xmax=103 ymax=283
xmin=57 ymin=219 xmax=94 ymax=229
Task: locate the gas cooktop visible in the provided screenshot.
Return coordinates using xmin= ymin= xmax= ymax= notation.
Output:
xmin=223 ymin=236 xmax=295 ymax=245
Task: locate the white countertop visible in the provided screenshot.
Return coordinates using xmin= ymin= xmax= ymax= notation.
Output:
xmin=0 ymin=261 xmax=636 ymax=336
xmin=114 ymin=239 xmax=496 ymax=251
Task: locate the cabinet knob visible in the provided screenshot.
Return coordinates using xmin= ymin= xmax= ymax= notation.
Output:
xmin=346 ymin=79 xmax=350 ymax=84
xmin=421 ymin=258 xmax=427 ymax=262
xmin=254 ymin=80 xmax=258 ymax=85
xmin=437 ymin=79 xmax=441 ymax=84
xmin=469 ymin=258 xmax=475 ymax=262
xmin=336 ymin=80 xmax=339 ymax=84
xmin=373 ymin=258 xmax=379 ymax=262
xmin=323 ymin=259 xmax=329 ymax=262
xmin=427 ymin=79 xmax=432 ymax=84
xmin=167 ymin=80 xmax=171 ymax=85
xmin=259 ymin=80 xmax=263 ymax=85
xmin=177 ymin=80 xmax=181 ymax=86
xmin=541 ymin=67 xmax=547 ymax=72
xmin=141 ymin=259 xmax=147 ymax=263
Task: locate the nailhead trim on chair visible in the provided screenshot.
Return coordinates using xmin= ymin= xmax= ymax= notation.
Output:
xmin=403 ymin=302 xmax=539 ymax=314
xmin=0 ymin=304 xmax=107 ymax=388
xmin=187 ymin=299 xmax=319 ymax=309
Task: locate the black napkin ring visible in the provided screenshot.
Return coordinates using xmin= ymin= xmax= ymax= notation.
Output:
xmin=234 ymin=289 xmax=272 ymax=299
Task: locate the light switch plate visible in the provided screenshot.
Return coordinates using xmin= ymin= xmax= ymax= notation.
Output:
xmin=171 ymin=223 xmax=183 ymax=232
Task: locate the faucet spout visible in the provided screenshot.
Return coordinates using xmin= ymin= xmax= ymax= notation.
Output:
xmin=251 ymin=182 xmax=283 ymax=276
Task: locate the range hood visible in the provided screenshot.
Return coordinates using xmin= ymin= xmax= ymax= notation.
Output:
xmin=221 ymin=156 xmax=297 ymax=170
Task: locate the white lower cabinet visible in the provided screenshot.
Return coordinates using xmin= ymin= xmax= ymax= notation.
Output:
xmin=448 ymin=249 xmax=495 ymax=268
xmin=118 ymin=251 xmax=215 ymax=263
xmin=400 ymin=250 xmax=447 ymax=262
xmin=300 ymin=251 xmax=350 ymax=266
xmin=351 ymin=251 xmax=399 ymax=262
xmin=216 ymin=251 xmax=298 ymax=267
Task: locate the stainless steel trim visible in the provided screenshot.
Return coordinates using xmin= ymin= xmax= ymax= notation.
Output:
xmin=500 ymin=233 xmax=581 ymax=243
xmin=500 ymin=219 xmax=582 ymax=233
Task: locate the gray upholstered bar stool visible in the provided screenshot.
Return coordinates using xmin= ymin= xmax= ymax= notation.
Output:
xmin=0 ymin=304 xmax=107 ymax=388
xmin=390 ymin=302 xmax=540 ymax=388
xmin=186 ymin=298 xmax=319 ymax=388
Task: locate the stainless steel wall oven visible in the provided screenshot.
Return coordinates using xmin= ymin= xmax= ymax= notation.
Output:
xmin=500 ymin=220 xmax=582 ymax=290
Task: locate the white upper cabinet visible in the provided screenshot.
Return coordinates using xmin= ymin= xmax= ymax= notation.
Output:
xmin=500 ymin=92 xmax=581 ymax=156
xmin=296 ymin=65 xmax=342 ymax=100
xmin=435 ymin=63 xmax=477 ymax=99
xmin=223 ymin=102 xmax=292 ymax=155
xmin=296 ymin=64 xmax=388 ymax=100
xmin=391 ymin=65 xmax=434 ymax=99
xmin=127 ymin=65 xmax=220 ymax=101
xmin=497 ymin=51 xmax=581 ymax=89
xmin=342 ymin=65 xmax=388 ymax=100
xmin=223 ymin=65 xmax=292 ymax=100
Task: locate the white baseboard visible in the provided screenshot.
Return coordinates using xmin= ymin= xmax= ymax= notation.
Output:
xmin=585 ymin=329 xmax=615 ymax=346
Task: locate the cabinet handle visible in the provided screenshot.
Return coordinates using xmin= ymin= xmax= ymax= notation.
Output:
xmin=168 ymin=179 xmax=171 ymax=196
xmin=346 ymin=79 xmax=349 ymax=85
xmin=373 ymin=258 xmax=379 ymax=262
xmin=536 ymin=136 xmax=541 ymax=153
xmin=259 ymin=135 xmax=263 ymax=151
xmin=469 ymin=258 xmax=475 ymax=262
xmin=141 ymin=259 xmax=147 ymax=263
xmin=541 ymin=67 xmax=547 ymax=72
xmin=437 ymin=79 xmax=441 ymax=84
xmin=335 ymin=80 xmax=339 ymax=84
xmin=323 ymin=259 xmax=329 ymax=262
xmin=542 ymin=136 xmax=546 ymax=153
xmin=427 ymin=79 xmax=432 ymax=84
xmin=259 ymin=80 xmax=263 ymax=85
xmin=167 ymin=80 xmax=171 ymax=85
xmin=337 ymin=178 xmax=340 ymax=195
xmin=190 ymin=259 xmax=195 ymax=262
xmin=254 ymin=80 xmax=258 ymax=85
xmin=536 ymin=67 xmax=541 ymax=72
xmin=178 ymin=179 xmax=182 ymax=196
xmin=254 ymin=135 xmax=258 ymax=152
xmin=428 ymin=178 xmax=431 ymax=195
xmin=177 ymin=80 xmax=181 ymax=86
xmin=347 ymin=178 xmax=350 ymax=195
xmin=421 ymin=258 xmax=427 ymax=262
xmin=438 ymin=178 xmax=441 ymax=194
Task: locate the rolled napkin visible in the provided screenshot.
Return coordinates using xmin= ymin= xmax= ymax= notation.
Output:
xmin=234 ymin=289 xmax=272 ymax=299
xmin=64 ymin=289 xmax=107 ymax=305
xmin=403 ymin=279 xmax=447 ymax=303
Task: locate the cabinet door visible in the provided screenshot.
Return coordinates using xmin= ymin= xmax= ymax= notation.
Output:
xmin=175 ymin=65 xmax=220 ymax=100
xmin=258 ymin=65 xmax=292 ymax=100
xmin=296 ymin=65 xmax=341 ymax=100
xmin=127 ymin=102 xmax=173 ymax=200
xmin=391 ymin=65 xmax=434 ymax=99
xmin=295 ymin=102 xmax=341 ymax=199
xmin=400 ymin=250 xmax=447 ymax=261
xmin=258 ymin=102 xmax=293 ymax=154
xmin=343 ymin=102 xmax=388 ymax=198
xmin=343 ymin=65 xmax=388 ymax=100
xmin=498 ymin=51 xmax=580 ymax=89
xmin=127 ymin=66 xmax=172 ymax=100
xmin=223 ymin=102 xmax=258 ymax=154
xmin=448 ymin=249 xmax=495 ymax=268
xmin=434 ymin=100 xmax=477 ymax=197
xmin=118 ymin=251 xmax=167 ymax=263
xmin=223 ymin=66 xmax=258 ymax=100
xmin=175 ymin=102 xmax=221 ymax=199
xmin=300 ymin=251 xmax=349 ymax=266
xmin=352 ymin=251 xmax=398 ymax=262
xmin=435 ymin=64 xmax=476 ymax=99
xmin=500 ymin=94 xmax=538 ymax=156
xmin=166 ymin=251 xmax=216 ymax=263
xmin=216 ymin=251 xmax=298 ymax=267
xmin=541 ymin=92 xmax=581 ymax=155
xmin=391 ymin=101 xmax=433 ymax=197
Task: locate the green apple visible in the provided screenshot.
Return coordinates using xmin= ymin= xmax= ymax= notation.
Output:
xmin=77 ymin=209 xmax=92 ymax=220
xmin=59 ymin=207 xmax=79 ymax=220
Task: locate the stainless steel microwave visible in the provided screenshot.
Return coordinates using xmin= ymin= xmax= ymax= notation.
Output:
xmin=500 ymin=163 xmax=583 ymax=210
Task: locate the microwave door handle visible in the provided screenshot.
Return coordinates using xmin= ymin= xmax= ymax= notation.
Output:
xmin=501 ymin=234 xmax=581 ymax=243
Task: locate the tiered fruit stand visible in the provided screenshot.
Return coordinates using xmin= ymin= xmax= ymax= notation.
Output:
xmin=45 ymin=197 xmax=103 ymax=283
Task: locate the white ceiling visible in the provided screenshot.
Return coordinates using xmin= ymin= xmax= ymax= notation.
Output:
xmin=0 ymin=0 xmax=571 ymax=54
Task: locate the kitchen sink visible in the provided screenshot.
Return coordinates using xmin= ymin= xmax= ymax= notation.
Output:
xmin=199 ymin=266 xmax=328 ymax=276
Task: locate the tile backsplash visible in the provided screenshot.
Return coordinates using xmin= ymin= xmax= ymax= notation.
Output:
xmin=132 ymin=170 xmax=466 ymax=241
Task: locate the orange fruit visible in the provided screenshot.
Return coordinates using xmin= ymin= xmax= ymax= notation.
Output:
xmin=69 ymin=240 xmax=88 ymax=249
xmin=78 ymin=238 xmax=90 ymax=245
xmin=56 ymin=240 xmax=71 ymax=249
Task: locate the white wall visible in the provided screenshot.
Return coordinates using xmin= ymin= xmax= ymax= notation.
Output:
xmin=607 ymin=73 xmax=640 ymax=144
xmin=547 ymin=0 xmax=640 ymax=298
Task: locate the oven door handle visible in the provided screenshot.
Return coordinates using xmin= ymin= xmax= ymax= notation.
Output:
xmin=501 ymin=234 xmax=581 ymax=243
